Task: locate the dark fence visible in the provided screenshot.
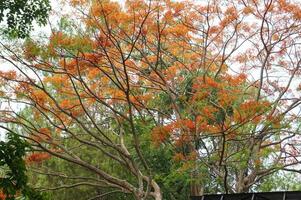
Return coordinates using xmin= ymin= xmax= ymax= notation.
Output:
xmin=191 ymin=191 xmax=301 ymax=200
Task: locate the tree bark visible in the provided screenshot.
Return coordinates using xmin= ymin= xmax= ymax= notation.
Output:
xmin=190 ymin=172 xmax=203 ymax=196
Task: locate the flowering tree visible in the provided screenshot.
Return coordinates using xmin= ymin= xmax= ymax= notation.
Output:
xmin=0 ymin=0 xmax=301 ymax=199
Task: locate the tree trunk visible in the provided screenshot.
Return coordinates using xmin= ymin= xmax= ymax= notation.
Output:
xmin=190 ymin=171 xmax=203 ymax=196
xmin=190 ymin=181 xmax=203 ymax=196
xmin=152 ymin=180 xmax=162 ymax=200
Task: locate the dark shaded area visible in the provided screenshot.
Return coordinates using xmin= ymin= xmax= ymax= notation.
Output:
xmin=192 ymin=191 xmax=301 ymax=200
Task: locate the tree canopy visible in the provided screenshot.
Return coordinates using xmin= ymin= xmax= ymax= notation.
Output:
xmin=0 ymin=0 xmax=301 ymax=199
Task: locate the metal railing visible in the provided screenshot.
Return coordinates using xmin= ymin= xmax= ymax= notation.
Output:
xmin=191 ymin=191 xmax=301 ymax=200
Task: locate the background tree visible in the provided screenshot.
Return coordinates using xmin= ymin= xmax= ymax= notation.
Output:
xmin=0 ymin=133 xmax=46 ymax=200
xmin=0 ymin=0 xmax=300 ymax=199
xmin=0 ymin=0 xmax=51 ymax=38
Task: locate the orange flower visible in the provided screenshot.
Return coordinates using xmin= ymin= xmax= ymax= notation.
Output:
xmin=0 ymin=191 xmax=6 ymax=200
xmin=88 ymin=68 xmax=100 ymax=79
xmin=26 ymin=152 xmax=51 ymax=163
xmin=181 ymin=119 xmax=195 ymax=131
xmin=32 ymin=90 xmax=48 ymax=105
xmin=0 ymin=70 xmax=17 ymax=80
xmin=151 ymin=126 xmax=170 ymax=146
xmin=243 ymin=6 xmax=253 ymax=14
xmin=60 ymin=99 xmax=72 ymax=109
xmin=173 ymin=152 xmax=185 ymax=162
xmin=205 ymin=77 xmax=219 ymax=88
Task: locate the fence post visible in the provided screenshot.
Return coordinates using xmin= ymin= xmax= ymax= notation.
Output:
xmin=283 ymin=192 xmax=286 ymax=200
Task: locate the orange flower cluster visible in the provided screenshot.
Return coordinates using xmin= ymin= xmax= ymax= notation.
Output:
xmin=173 ymin=151 xmax=198 ymax=162
xmin=278 ymin=0 xmax=301 ymax=20
xmin=26 ymin=152 xmax=51 ymax=163
xmin=30 ymin=128 xmax=52 ymax=142
xmin=234 ymin=100 xmax=270 ymax=123
xmin=164 ymin=119 xmax=196 ymax=133
xmin=0 ymin=70 xmax=17 ymax=80
xmin=0 ymin=191 xmax=5 ymax=200
xmin=151 ymin=126 xmax=170 ymax=146
xmin=31 ymin=90 xmax=48 ymax=105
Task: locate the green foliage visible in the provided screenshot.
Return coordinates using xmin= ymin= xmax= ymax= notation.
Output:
xmin=255 ymin=171 xmax=301 ymax=192
xmin=28 ymin=143 xmax=134 ymax=200
xmin=134 ymin=118 xmax=191 ymax=200
xmin=0 ymin=134 xmax=46 ymax=200
xmin=0 ymin=0 xmax=51 ymax=38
